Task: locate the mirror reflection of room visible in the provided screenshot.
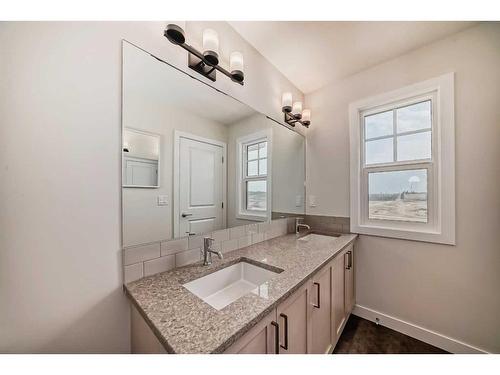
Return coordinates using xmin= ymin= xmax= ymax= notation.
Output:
xmin=122 ymin=42 xmax=305 ymax=248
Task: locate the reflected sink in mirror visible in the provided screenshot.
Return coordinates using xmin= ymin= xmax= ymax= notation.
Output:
xmin=297 ymin=232 xmax=341 ymax=241
xmin=183 ymin=261 xmax=282 ymax=310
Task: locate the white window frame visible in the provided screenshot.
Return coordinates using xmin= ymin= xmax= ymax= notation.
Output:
xmin=236 ymin=129 xmax=272 ymax=221
xmin=349 ymin=73 xmax=455 ymax=245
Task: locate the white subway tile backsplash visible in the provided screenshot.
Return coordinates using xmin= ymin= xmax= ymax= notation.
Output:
xmin=229 ymin=226 xmax=246 ymax=239
xmin=124 ymin=262 xmax=143 ymax=284
xmin=122 ymin=219 xmax=293 ymax=284
xmin=176 ymin=248 xmax=202 ymax=267
xmin=188 ymin=235 xmax=204 ymax=250
xmin=258 ymin=222 xmax=271 ymax=233
xmin=251 ymin=232 xmax=265 ymax=244
xmin=238 ymin=235 xmax=252 ymax=249
xmin=221 ymin=238 xmax=238 ymax=253
xmin=144 ymin=255 xmax=175 ymax=277
xmin=123 ymin=243 xmax=160 ymax=266
xmin=246 ymin=223 xmax=259 ymax=234
xmin=211 ymin=229 xmax=229 ymax=242
xmin=161 ymin=237 xmax=188 ymax=256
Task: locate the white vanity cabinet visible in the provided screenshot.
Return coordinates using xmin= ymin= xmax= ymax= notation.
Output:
xmin=330 ymin=244 xmax=354 ymax=347
xmin=227 ymin=242 xmax=356 ymax=354
xmin=276 ymin=282 xmax=312 ymax=354
xmin=310 ymin=263 xmax=333 ymax=353
xmin=224 ymin=310 xmax=279 ymax=354
xmin=344 ymin=245 xmax=355 ymax=315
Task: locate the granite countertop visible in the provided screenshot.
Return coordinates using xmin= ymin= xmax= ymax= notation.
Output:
xmin=124 ymin=231 xmax=357 ymax=353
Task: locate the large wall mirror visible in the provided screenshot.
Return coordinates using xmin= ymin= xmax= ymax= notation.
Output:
xmin=122 ymin=41 xmax=305 ymax=248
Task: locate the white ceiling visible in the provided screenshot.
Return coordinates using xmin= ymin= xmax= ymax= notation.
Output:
xmin=229 ymin=21 xmax=477 ymax=94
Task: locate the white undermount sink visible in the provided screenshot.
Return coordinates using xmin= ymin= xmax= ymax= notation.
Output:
xmin=183 ymin=261 xmax=281 ymax=310
xmin=298 ymin=233 xmax=341 ymax=241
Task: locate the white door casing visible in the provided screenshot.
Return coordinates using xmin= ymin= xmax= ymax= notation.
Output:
xmin=174 ymin=131 xmax=227 ymax=238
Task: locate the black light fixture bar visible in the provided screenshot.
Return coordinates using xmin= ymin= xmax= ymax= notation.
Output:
xmin=164 ymin=24 xmax=244 ymax=85
xmin=282 ymin=110 xmax=310 ymax=128
xmin=281 ymin=92 xmax=311 ymax=128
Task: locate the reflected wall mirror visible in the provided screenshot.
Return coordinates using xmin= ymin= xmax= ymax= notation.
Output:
xmin=122 ymin=128 xmax=161 ymax=188
xmin=122 ymin=40 xmax=305 ymax=248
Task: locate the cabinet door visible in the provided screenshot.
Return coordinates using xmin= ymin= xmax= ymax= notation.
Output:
xmin=332 ymin=250 xmax=346 ymax=342
xmin=224 ymin=309 xmax=279 ymax=354
xmin=344 ymin=245 xmax=355 ymax=314
xmin=310 ymin=264 xmax=332 ymax=354
xmin=276 ymin=282 xmax=311 ymax=354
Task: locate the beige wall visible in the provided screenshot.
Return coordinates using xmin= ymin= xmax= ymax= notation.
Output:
xmin=0 ymin=21 xmax=302 ymax=353
xmin=305 ymin=23 xmax=500 ymax=352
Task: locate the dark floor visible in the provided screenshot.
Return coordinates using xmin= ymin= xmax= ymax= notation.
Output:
xmin=333 ymin=315 xmax=448 ymax=354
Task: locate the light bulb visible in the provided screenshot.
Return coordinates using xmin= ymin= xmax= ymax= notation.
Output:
xmin=302 ymin=109 xmax=311 ymax=127
xmin=282 ymin=92 xmax=292 ymax=112
xmin=230 ymin=51 xmax=244 ymax=82
xmin=202 ymin=29 xmax=219 ymax=66
xmin=292 ymin=102 xmax=303 ymax=119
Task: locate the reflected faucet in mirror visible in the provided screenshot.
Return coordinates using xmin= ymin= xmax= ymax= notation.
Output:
xmin=295 ymin=217 xmax=311 ymax=234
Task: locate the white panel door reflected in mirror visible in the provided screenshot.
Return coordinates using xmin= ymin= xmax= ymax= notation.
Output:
xmin=122 ymin=128 xmax=160 ymax=188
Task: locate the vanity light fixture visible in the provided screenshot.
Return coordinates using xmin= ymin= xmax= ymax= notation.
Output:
xmin=281 ymin=92 xmax=311 ymax=128
xmin=164 ymin=24 xmax=244 ymax=85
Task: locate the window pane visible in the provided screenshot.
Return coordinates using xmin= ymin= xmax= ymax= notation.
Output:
xmin=247 ymin=160 xmax=258 ymax=176
xmin=247 ymin=144 xmax=259 ymax=160
xmin=365 ymin=138 xmax=393 ymax=165
xmin=397 ymin=100 xmax=431 ymax=133
xmin=259 ymin=142 xmax=267 ymax=158
xmin=368 ymin=169 xmax=428 ymax=223
xmin=364 ymin=110 xmax=393 ymax=139
xmin=247 ymin=180 xmax=267 ymax=211
xmin=259 ymin=158 xmax=267 ymax=175
xmin=397 ymin=131 xmax=431 ymax=161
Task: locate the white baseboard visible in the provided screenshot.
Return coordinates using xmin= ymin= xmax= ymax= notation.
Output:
xmin=352 ymin=304 xmax=489 ymax=354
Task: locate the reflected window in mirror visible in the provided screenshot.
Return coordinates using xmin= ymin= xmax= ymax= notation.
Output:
xmin=237 ymin=130 xmax=272 ymax=221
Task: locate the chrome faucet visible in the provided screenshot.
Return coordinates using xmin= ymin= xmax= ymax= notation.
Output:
xmin=295 ymin=217 xmax=311 ymax=234
xmin=203 ymin=237 xmax=223 ymax=266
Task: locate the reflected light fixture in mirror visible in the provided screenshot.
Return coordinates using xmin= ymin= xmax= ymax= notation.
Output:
xmin=281 ymin=92 xmax=311 ymax=128
xmin=301 ymin=109 xmax=311 ymax=127
xmin=292 ymin=101 xmax=303 ymax=119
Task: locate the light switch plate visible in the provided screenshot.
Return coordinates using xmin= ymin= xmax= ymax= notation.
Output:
xmin=309 ymin=195 xmax=317 ymax=207
xmin=295 ymin=195 xmax=303 ymax=207
xmin=157 ymin=195 xmax=169 ymax=206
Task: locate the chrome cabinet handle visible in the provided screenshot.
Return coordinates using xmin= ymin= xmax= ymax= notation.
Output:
xmin=181 ymin=213 xmax=193 ymax=217
xmin=279 ymin=313 xmax=288 ymax=350
xmin=271 ymin=321 xmax=280 ymax=354
xmin=345 ymin=250 xmax=352 ymax=269
xmin=313 ymin=282 xmax=321 ymax=309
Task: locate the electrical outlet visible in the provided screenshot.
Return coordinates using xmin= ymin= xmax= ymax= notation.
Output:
xmin=309 ymin=195 xmax=317 ymax=207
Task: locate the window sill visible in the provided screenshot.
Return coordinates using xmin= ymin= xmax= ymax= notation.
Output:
xmin=236 ymin=212 xmax=268 ymax=222
xmin=351 ymin=223 xmax=455 ymax=245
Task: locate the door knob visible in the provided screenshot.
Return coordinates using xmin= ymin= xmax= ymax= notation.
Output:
xmin=181 ymin=213 xmax=193 ymax=217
